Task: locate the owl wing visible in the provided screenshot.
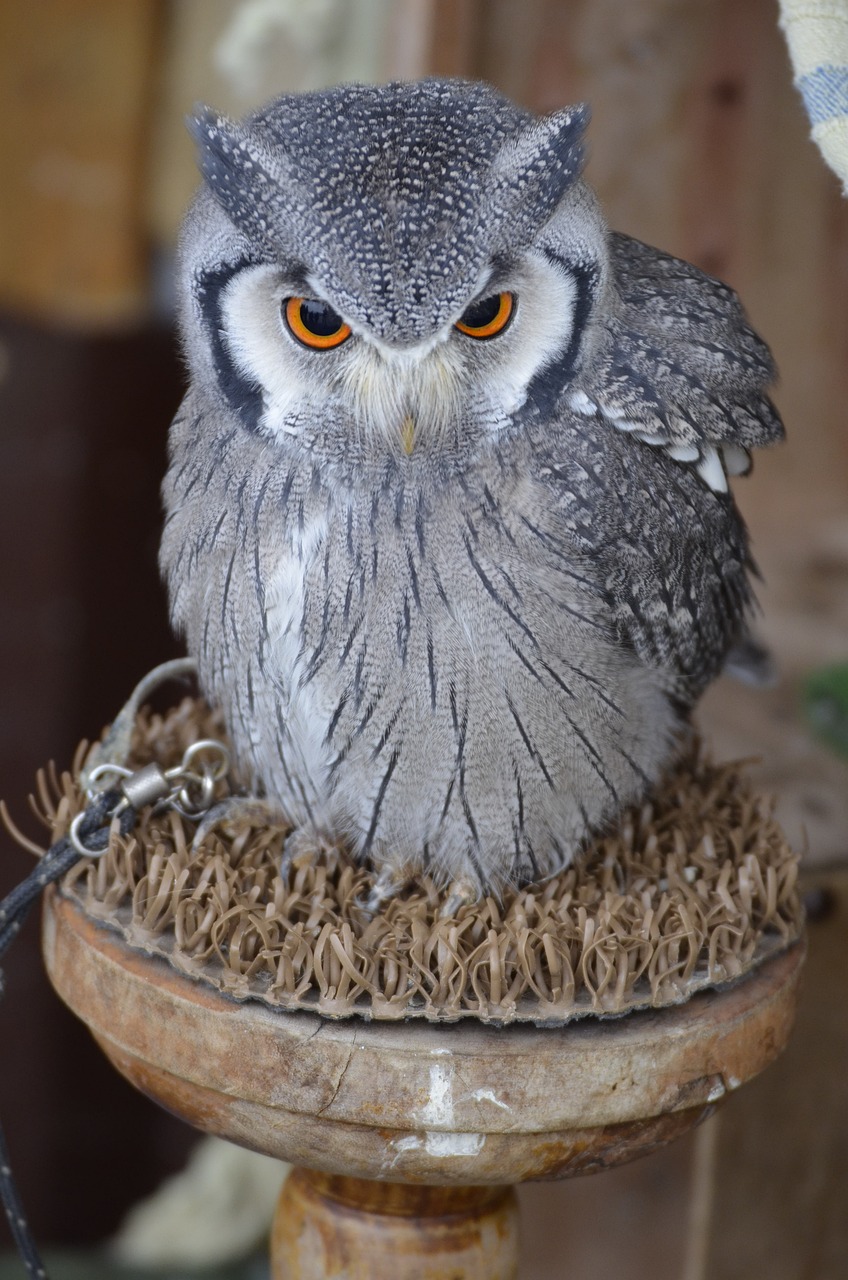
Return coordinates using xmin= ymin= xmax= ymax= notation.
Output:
xmin=590 ymin=460 xmax=757 ymax=699
xmin=569 ymin=232 xmax=784 ymax=492
xmin=552 ymin=233 xmax=783 ymax=698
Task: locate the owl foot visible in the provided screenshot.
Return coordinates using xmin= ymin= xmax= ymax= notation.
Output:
xmin=279 ymin=825 xmax=343 ymax=881
xmin=191 ymin=800 xmax=343 ymax=886
xmin=357 ymin=864 xmax=411 ymax=918
xmin=438 ymin=876 xmax=481 ymax=919
xmin=190 ymin=795 xmax=285 ymax=851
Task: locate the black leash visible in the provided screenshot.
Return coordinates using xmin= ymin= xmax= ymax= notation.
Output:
xmin=0 ymin=790 xmax=135 ymax=1279
xmin=0 ymin=790 xmax=129 ymax=957
xmin=0 ymin=740 xmax=229 ymax=1278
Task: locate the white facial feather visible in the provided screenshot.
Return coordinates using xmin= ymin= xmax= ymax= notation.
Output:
xmin=220 ymin=264 xmax=314 ymax=434
xmin=219 ymin=253 xmax=580 ymax=453
xmin=483 ymin=251 xmax=577 ymax=416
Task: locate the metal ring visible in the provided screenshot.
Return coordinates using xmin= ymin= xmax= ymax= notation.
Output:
xmin=173 ymin=770 xmax=216 ymax=818
xmin=85 ymin=763 xmax=133 ymax=799
xmin=181 ymin=739 xmax=230 ymax=781
xmin=69 ymin=800 xmax=128 ymax=858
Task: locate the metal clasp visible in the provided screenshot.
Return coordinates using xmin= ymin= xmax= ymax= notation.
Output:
xmin=69 ymin=738 xmax=230 ymax=858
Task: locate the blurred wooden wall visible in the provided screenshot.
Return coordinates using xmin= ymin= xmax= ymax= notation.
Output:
xmin=0 ymin=1 xmax=163 ymax=326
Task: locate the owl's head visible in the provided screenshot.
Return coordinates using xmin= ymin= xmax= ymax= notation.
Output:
xmin=179 ymin=79 xmax=608 ymax=463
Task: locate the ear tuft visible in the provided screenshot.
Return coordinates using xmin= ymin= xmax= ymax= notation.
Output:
xmin=187 ymin=105 xmax=284 ymax=247
xmin=493 ymin=103 xmax=590 ymax=226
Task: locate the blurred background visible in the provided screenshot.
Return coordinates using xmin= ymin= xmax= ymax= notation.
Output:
xmin=0 ymin=1 xmax=846 ymax=1277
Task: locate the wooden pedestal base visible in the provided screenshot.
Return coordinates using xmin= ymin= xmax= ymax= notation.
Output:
xmin=41 ymin=893 xmax=803 ymax=1278
xmin=272 ymin=1172 xmax=519 ymax=1279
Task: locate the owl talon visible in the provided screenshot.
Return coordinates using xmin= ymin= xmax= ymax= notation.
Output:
xmin=438 ymin=876 xmax=481 ymax=919
xmin=190 ymin=796 xmax=282 ymax=851
xmin=356 ymin=865 xmax=410 ymax=918
xmin=279 ymin=826 xmax=342 ymax=881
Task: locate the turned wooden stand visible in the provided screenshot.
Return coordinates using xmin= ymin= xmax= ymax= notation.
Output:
xmin=42 ymin=892 xmax=803 ymax=1278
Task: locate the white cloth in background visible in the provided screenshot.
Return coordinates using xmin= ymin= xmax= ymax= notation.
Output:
xmin=779 ymin=0 xmax=848 ymax=193
xmin=112 ymin=1137 xmax=289 ymax=1267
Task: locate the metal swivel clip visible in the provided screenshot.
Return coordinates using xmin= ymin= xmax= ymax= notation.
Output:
xmin=68 ymin=739 xmax=230 ymax=858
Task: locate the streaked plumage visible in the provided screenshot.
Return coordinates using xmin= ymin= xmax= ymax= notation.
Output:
xmin=161 ymin=79 xmax=782 ymax=892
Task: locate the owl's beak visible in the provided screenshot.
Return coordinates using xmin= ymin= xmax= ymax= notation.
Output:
xmin=400 ymin=415 xmax=416 ymax=455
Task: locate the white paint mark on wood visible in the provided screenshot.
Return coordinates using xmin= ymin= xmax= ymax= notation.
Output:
xmin=421 ymin=1063 xmax=454 ymax=1128
xmin=470 ymin=1088 xmax=511 ymax=1111
xmin=391 ymin=1135 xmax=422 ymax=1154
xmin=424 ymin=1132 xmax=486 ymax=1157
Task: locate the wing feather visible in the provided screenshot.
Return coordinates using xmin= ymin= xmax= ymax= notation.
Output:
xmin=545 ymin=232 xmax=785 ymax=697
xmin=570 ymin=234 xmax=784 ymax=491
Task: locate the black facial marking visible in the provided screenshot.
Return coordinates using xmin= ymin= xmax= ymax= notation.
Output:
xmin=197 ymin=262 xmax=264 ymax=433
xmin=197 ymin=258 xmax=311 ymax=433
xmin=525 ymin=254 xmax=599 ymax=415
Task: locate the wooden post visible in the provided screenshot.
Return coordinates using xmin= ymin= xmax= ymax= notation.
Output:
xmin=272 ymin=1172 xmax=519 ymax=1279
xmin=41 ymin=892 xmax=802 ymax=1278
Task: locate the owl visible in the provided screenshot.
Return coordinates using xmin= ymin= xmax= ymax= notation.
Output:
xmin=161 ymin=79 xmax=782 ymax=896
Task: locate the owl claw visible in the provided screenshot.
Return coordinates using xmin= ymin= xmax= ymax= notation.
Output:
xmin=190 ymin=796 xmax=281 ymax=851
xmin=356 ymin=864 xmax=409 ymax=918
xmin=438 ymin=876 xmax=480 ymax=918
xmin=279 ymin=825 xmax=341 ymax=880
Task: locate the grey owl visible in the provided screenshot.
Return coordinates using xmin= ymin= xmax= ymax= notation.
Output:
xmin=161 ymin=79 xmax=782 ymax=895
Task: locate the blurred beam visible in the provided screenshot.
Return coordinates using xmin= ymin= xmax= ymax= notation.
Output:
xmin=387 ymin=0 xmax=437 ymax=81
xmin=429 ymin=0 xmax=486 ymax=78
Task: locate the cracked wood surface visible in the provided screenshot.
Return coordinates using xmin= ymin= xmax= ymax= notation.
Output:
xmin=42 ymin=891 xmax=802 ymax=1187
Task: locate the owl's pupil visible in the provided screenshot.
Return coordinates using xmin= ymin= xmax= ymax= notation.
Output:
xmin=459 ymin=295 xmax=501 ymax=329
xmin=299 ymin=299 xmax=343 ymax=336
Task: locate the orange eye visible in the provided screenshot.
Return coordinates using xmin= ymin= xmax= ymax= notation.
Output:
xmin=455 ymin=291 xmax=515 ymax=339
xmin=284 ymin=296 xmax=351 ymax=349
